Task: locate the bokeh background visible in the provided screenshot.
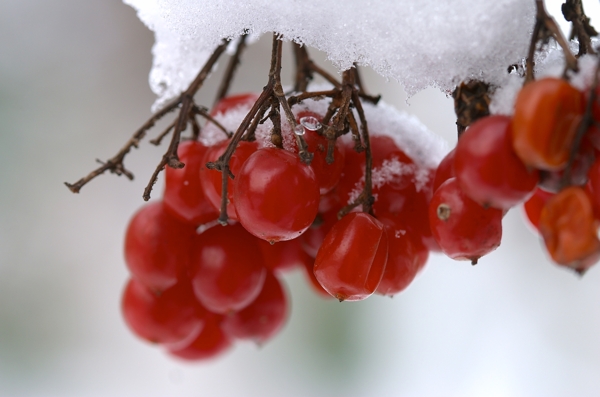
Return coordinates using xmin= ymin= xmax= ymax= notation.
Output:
xmin=1 ymin=1 xmax=599 ymax=396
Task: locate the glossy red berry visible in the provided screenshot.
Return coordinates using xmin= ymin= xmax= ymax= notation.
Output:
xmin=210 ymin=92 xmax=260 ymax=116
xmin=539 ymin=186 xmax=600 ymax=272
xmin=234 ymin=147 xmax=320 ymax=242
xmin=168 ymin=313 xmax=232 ymax=361
xmin=429 ymin=178 xmax=503 ymax=263
xmin=221 ymin=271 xmax=288 ymax=344
xmin=433 ymin=148 xmax=456 ymax=193
xmin=512 ymin=77 xmax=584 ymax=170
xmin=124 ymin=201 xmax=196 ymax=293
xmin=200 ymin=140 xmax=258 ymax=221
xmin=375 ymin=214 xmax=428 ymax=296
xmin=190 ymin=223 xmax=266 ymax=314
xmin=523 ymin=187 xmax=555 ymax=231
xmin=121 ymin=279 xmax=205 ymax=347
xmin=164 ymin=140 xmax=219 ymax=225
xmin=455 ymin=115 xmax=539 ymax=209
xmin=294 ymin=111 xmax=346 ymax=194
xmin=313 ymin=212 xmax=388 ymax=301
xmin=257 ymin=238 xmax=305 ymax=273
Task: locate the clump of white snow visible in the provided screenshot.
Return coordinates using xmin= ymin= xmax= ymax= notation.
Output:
xmin=123 ymin=0 xmax=535 ymax=112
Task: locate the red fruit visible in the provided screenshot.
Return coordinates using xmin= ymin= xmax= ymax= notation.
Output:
xmin=168 ymin=313 xmax=232 ymax=361
xmin=336 ymin=135 xmax=413 ymax=206
xmin=257 ymin=238 xmax=305 ymax=273
xmin=512 ymin=77 xmax=584 ymax=170
xmin=234 ymin=147 xmax=320 ymax=242
xmin=190 ymin=224 xmax=266 ymax=314
xmin=210 ymin=92 xmax=260 ymax=117
xmin=164 ymin=140 xmax=219 ymax=225
xmin=376 ymin=214 xmax=429 ymax=296
xmin=124 ymin=202 xmax=196 ymax=293
xmin=429 ymin=178 xmax=503 ymax=263
xmin=523 ymin=187 xmax=555 ymax=231
xmin=200 ymin=139 xmax=258 ymax=221
xmin=301 ymin=207 xmax=339 ymax=258
xmin=293 ymin=111 xmax=346 ymax=194
xmin=121 ymin=279 xmax=205 ymax=347
xmin=586 ymin=155 xmax=600 ymax=218
xmin=301 ymin=254 xmax=333 ymax=299
xmin=433 ymin=148 xmax=456 ymax=193
xmin=455 ymin=115 xmax=539 ymax=209
xmin=313 ymin=212 xmax=388 ymax=301
xmin=221 ymin=271 xmax=288 ymax=344
xmin=539 ymin=186 xmax=600 ymax=272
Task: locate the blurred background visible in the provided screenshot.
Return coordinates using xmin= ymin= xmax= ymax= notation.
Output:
xmin=1 ymin=1 xmax=599 ymax=396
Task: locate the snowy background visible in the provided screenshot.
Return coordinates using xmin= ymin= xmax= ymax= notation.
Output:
xmin=1 ymin=1 xmax=600 ymax=396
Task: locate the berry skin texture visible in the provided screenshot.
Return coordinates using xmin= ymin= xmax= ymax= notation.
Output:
xmin=234 ymin=147 xmax=320 ymax=242
xmin=221 ymin=271 xmax=288 ymax=344
xmin=539 ymin=186 xmax=600 ymax=272
xmin=376 ymin=214 xmax=428 ymax=296
xmin=523 ymin=187 xmax=555 ymax=231
xmin=164 ymin=140 xmax=219 ymax=225
xmin=200 ymin=140 xmax=258 ymax=221
xmin=511 ymin=77 xmax=584 ymax=171
xmin=124 ymin=202 xmax=196 ymax=293
xmin=455 ymin=115 xmax=539 ymax=209
xmin=189 ymin=223 xmax=266 ymax=314
xmin=294 ymin=111 xmax=346 ymax=195
xmin=168 ymin=313 xmax=232 ymax=361
xmin=313 ymin=212 xmax=388 ymax=302
xmin=433 ymin=148 xmax=456 ymax=193
xmin=429 ymin=178 xmax=503 ymax=263
xmin=121 ymin=279 xmax=205 ymax=347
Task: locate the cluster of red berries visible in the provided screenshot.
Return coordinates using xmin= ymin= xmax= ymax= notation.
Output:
xmin=120 ymin=75 xmax=599 ymax=360
xmin=120 ymin=93 xmax=443 ymax=360
xmin=431 ymin=76 xmax=600 ymax=273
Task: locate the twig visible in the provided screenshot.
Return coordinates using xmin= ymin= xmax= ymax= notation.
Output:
xmin=214 ymin=33 xmax=248 ymax=105
xmin=560 ymin=57 xmax=600 ymax=189
xmin=525 ymin=0 xmax=579 ymax=83
xmin=562 ymin=0 xmax=597 ymax=56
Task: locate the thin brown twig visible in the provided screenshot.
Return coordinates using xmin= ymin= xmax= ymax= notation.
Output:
xmin=526 ymin=0 xmax=579 ymax=83
xmin=562 ymin=0 xmax=597 ymax=56
xmin=214 ymin=33 xmax=248 ymax=105
xmin=64 ymin=100 xmax=179 ymax=193
xmin=142 ymin=41 xmax=230 ymax=200
xmin=560 ymin=57 xmax=600 ymax=189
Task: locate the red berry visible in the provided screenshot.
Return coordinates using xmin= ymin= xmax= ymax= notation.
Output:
xmin=221 ymin=271 xmax=288 ymax=344
xmin=293 ymin=111 xmax=346 ymax=194
xmin=190 ymin=223 xmax=266 ymax=314
xmin=124 ymin=202 xmax=196 ymax=293
xmin=429 ymin=178 xmax=503 ymax=263
xmin=433 ymin=148 xmax=456 ymax=193
xmin=313 ymin=212 xmax=388 ymax=301
xmin=523 ymin=187 xmax=555 ymax=231
xmin=210 ymin=92 xmax=260 ymax=117
xmin=512 ymin=77 xmax=584 ymax=170
xmin=539 ymin=186 xmax=600 ymax=272
xmin=164 ymin=140 xmax=219 ymax=225
xmin=121 ymin=279 xmax=205 ymax=347
xmin=376 ymin=214 xmax=428 ymax=296
xmin=234 ymin=147 xmax=320 ymax=242
xmin=200 ymin=140 xmax=258 ymax=221
xmin=257 ymin=238 xmax=305 ymax=273
xmin=455 ymin=115 xmax=539 ymax=209
xmin=168 ymin=313 xmax=232 ymax=361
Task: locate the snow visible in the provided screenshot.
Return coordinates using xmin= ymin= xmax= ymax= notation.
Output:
xmin=123 ymin=0 xmax=536 ymax=112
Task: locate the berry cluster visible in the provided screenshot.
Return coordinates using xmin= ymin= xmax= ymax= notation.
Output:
xmin=431 ymin=76 xmax=600 ymax=273
xmin=120 ymin=93 xmax=441 ymax=359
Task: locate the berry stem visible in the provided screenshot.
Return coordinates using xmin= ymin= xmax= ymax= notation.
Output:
xmin=214 ymin=33 xmax=249 ymax=106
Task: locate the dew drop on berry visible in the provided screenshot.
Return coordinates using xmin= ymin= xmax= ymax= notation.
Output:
xmin=294 ymin=125 xmax=306 ymax=136
xmin=299 ymin=116 xmax=321 ymax=132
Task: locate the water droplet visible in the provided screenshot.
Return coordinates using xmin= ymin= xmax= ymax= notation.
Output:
xmin=294 ymin=125 xmax=305 ymax=136
xmin=299 ymin=116 xmax=322 ymax=132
